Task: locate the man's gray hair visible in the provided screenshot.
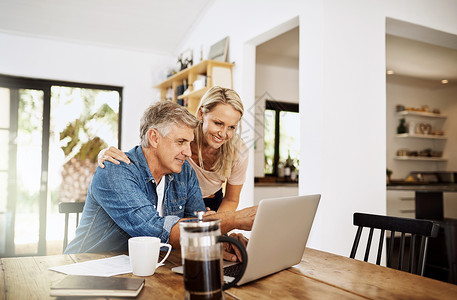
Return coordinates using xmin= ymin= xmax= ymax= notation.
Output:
xmin=139 ymin=101 xmax=199 ymax=147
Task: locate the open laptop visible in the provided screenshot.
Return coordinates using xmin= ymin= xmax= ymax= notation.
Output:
xmin=172 ymin=194 xmax=321 ymax=286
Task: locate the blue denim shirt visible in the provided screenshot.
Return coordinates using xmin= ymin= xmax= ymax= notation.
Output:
xmin=64 ymin=146 xmax=205 ymax=253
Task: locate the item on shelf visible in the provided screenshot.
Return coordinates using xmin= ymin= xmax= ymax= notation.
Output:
xmin=397 ymin=149 xmax=410 ymax=156
xmin=176 ymin=84 xmax=185 ymax=98
xmin=397 ymin=118 xmax=407 ymax=134
xmin=418 ymin=123 xmax=432 ymax=135
xmin=166 ymin=88 xmax=173 ymax=101
xmin=193 ymin=75 xmax=207 ymax=90
xmin=177 ymin=48 xmax=193 ymax=71
xmin=396 ymin=104 xmax=405 ymax=112
xmin=433 ymin=108 xmax=441 ymax=114
xmin=418 ymin=148 xmax=432 ymax=157
xmin=420 ymin=105 xmax=430 ymax=112
xmin=409 ymin=151 xmax=418 ymax=157
xmin=176 ymin=80 xmax=188 ymax=106
xmin=408 ymin=121 xmax=416 ymax=134
xmin=396 ymin=148 xmax=442 ymax=158
xmin=166 ymin=68 xmax=177 ymax=78
xmin=432 ymin=130 xmax=444 ymax=136
xmin=431 ymin=151 xmax=442 ymax=157
xmin=208 ymin=36 xmax=229 ymax=62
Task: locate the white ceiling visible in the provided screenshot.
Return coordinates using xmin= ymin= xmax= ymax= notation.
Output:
xmin=1 ymin=1 xmax=457 ymax=83
xmin=386 ymin=34 xmax=457 ymax=82
xmin=257 ymin=26 xmax=457 ymax=84
xmin=0 ymin=0 xmax=212 ymax=54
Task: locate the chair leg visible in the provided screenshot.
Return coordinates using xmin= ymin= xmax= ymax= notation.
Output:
xmin=63 ymin=213 xmax=69 ymax=251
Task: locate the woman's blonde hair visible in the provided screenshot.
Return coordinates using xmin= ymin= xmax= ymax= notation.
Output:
xmin=194 ymin=86 xmax=244 ymax=178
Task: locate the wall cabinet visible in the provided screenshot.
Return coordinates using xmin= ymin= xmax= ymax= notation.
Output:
xmin=154 ymin=60 xmax=234 ymax=114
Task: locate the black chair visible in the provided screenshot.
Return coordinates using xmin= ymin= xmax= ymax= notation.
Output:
xmin=350 ymin=212 xmax=439 ymax=276
xmin=59 ymin=202 xmax=85 ymax=251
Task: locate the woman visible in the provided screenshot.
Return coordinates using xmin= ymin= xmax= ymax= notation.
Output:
xmin=98 ymin=86 xmax=248 ymax=212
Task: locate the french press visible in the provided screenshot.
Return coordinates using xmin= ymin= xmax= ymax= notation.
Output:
xmin=180 ymin=212 xmax=247 ymax=300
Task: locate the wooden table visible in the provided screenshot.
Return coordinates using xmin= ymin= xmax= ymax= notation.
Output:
xmin=1 ymin=248 xmax=457 ymax=299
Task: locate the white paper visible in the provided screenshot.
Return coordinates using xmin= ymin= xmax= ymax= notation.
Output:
xmin=49 ymin=254 xmax=164 ymax=277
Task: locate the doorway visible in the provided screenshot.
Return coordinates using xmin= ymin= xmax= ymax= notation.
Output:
xmin=250 ymin=21 xmax=299 ymax=205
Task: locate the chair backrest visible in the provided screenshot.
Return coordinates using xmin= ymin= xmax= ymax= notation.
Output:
xmin=350 ymin=212 xmax=439 ymax=276
xmin=59 ymin=202 xmax=85 ymax=252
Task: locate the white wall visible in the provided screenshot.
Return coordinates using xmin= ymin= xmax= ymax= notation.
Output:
xmin=0 ymin=32 xmax=175 ymax=150
xmin=254 ymin=186 xmax=298 ymax=206
xmin=176 ymin=0 xmax=457 ymax=257
xmin=255 ymin=64 xmax=299 ymax=102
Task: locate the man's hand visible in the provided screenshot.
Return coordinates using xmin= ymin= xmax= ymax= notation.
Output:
xmin=204 ymin=208 xmax=216 ymax=217
xmin=223 ymin=232 xmax=249 ymax=262
xmin=98 ymin=146 xmax=131 ymax=168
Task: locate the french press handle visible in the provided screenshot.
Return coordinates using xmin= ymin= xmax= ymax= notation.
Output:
xmin=217 ymin=235 xmax=248 ymax=290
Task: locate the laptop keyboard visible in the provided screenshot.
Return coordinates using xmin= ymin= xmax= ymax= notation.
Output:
xmin=223 ymin=263 xmax=243 ymax=278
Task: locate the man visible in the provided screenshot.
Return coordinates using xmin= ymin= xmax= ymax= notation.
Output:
xmin=65 ymin=101 xmax=256 ymax=256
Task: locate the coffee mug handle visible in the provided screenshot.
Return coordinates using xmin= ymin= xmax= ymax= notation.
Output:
xmin=157 ymin=243 xmax=172 ymax=267
xmin=217 ymin=235 xmax=248 ymax=290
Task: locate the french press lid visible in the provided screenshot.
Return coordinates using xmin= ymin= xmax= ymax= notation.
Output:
xmin=179 ymin=211 xmax=221 ymax=247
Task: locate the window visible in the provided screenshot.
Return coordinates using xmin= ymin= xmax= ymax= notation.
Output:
xmin=0 ymin=74 xmax=122 ymax=256
xmin=263 ymin=100 xmax=299 ymax=179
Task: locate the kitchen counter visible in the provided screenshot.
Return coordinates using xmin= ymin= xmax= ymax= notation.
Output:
xmin=387 ymin=183 xmax=457 ymax=220
xmin=387 ymin=183 xmax=457 ymax=192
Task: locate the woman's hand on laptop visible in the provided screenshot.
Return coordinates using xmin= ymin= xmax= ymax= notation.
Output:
xmin=233 ymin=206 xmax=257 ymax=231
xmin=223 ymin=233 xmax=249 ymax=262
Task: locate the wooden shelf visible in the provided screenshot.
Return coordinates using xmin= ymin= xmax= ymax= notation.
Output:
xmin=154 ymin=60 xmax=234 ymax=114
xmin=394 ymin=156 xmax=447 ymax=162
xmin=396 ymin=133 xmax=447 ymax=140
xmin=177 ymin=87 xmax=209 ymax=100
xmin=397 ymin=111 xmax=447 ymax=119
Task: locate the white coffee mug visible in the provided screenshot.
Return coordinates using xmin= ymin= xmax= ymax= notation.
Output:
xmin=128 ymin=236 xmax=172 ymax=276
